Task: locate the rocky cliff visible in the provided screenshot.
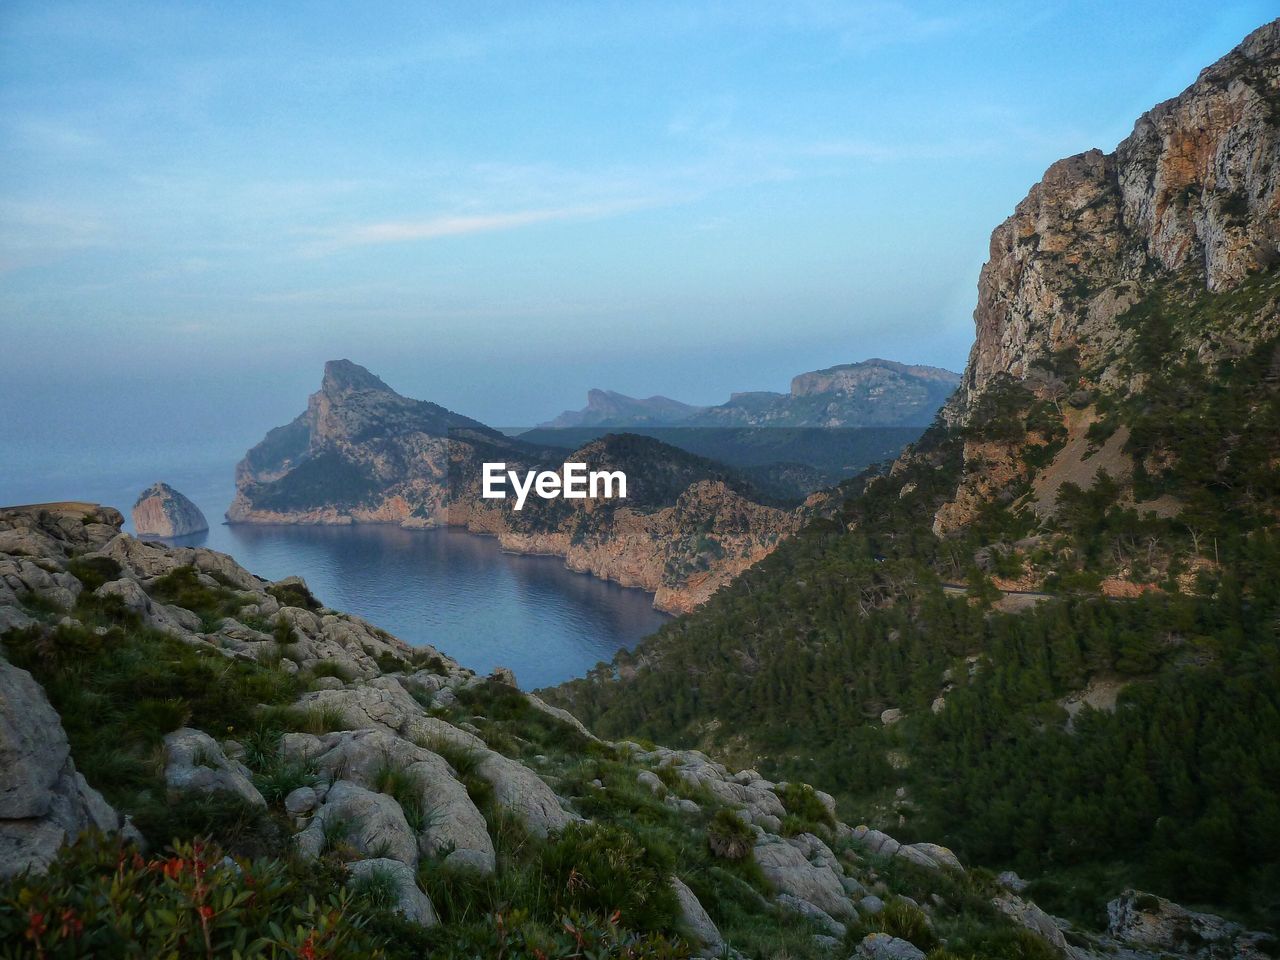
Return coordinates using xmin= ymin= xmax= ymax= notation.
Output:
xmin=954 ymin=20 xmax=1280 ymax=414
xmin=132 ymin=482 xmax=208 ymax=538
xmin=924 ymin=20 xmax=1280 ymax=550
xmin=230 ymin=362 xmax=801 ymax=614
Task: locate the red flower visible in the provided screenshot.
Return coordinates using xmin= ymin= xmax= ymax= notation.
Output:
xmin=25 ymin=910 xmax=48 ymax=941
xmin=198 ymin=905 xmax=214 ymax=921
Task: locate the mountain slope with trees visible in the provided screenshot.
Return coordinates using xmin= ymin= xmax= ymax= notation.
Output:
xmin=547 ymin=19 xmax=1280 ymax=938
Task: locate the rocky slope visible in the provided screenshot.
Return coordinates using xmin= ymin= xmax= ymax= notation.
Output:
xmin=0 ymin=501 xmax=1210 ymax=959
xmin=544 ymin=359 xmax=961 ymax=431
xmin=230 ymin=362 xmax=802 ymax=614
xmin=132 ymin=481 xmax=208 ymax=538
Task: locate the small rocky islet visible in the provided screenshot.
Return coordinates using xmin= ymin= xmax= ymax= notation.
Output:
xmin=132 ymin=481 xmax=208 ymax=538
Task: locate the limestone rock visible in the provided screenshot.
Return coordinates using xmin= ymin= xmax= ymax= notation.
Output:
xmin=859 ymin=895 xmax=885 ymax=916
xmin=0 ymin=660 xmax=71 ymax=819
xmin=670 ymin=876 xmax=724 ymax=951
xmin=855 ymin=933 xmax=927 ymax=960
xmin=295 ymin=780 xmax=418 ymax=866
xmin=347 ymin=857 xmax=437 ymax=927
xmin=0 ymin=659 xmax=123 ymax=877
xmin=993 ymin=893 xmax=1073 ymax=957
xmin=162 ymin=728 xmax=265 ymax=808
xmin=753 ymin=836 xmax=852 ymax=919
xmin=132 ymin=483 xmax=209 ymax=538
xmin=284 ymin=786 xmax=318 ymax=817
xmin=281 ymin=727 xmax=494 ymax=872
xmin=1107 ymin=888 xmax=1271 ymax=957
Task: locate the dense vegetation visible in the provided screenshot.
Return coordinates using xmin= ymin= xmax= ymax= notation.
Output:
xmin=549 ymin=270 xmax=1280 ymax=933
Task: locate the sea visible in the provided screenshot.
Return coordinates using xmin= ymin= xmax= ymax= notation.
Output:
xmin=0 ymin=437 xmax=669 ymax=690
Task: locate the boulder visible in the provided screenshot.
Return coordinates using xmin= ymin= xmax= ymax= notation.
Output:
xmin=855 ymin=933 xmax=926 ymax=960
xmin=637 ymin=770 xmax=665 ymax=795
xmin=1106 ymin=888 xmax=1269 ymax=956
xmin=347 ymin=857 xmax=436 ymax=927
xmin=859 ymin=894 xmax=885 ymax=916
xmin=162 ymin=729 xmax=265 ymax=808
xmin=855 ymin=827 xmax=901 ymax=858
xmin=295 ymin=780 xmax=418 ymax=866
xmin=408 ymin=717 xmax=578 ymax=839
xmin=284 ymin=786 xmax=318 ymax=817
xmin=280 ymin=728 xmax=494 ymax=872
xmin=993 ymin=894 xmax=1073 ymax=956
xmin=670 ymin=876 xmax=724 ymax=951
xmin=753 ymin=836 xmax=852 ymax=919
xmin=0 ymin=660 xmax=123 ymax=877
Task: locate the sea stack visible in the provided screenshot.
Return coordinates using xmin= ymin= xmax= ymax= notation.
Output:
xmin=132 ymin=482 xmax=208 ymax=538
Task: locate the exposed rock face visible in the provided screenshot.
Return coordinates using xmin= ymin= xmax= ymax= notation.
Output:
xmin=1107 ymin=889 xmax=1273 ymax=959
xmin=954 ymin=20 xmax=1280 ymax=414
xmin=0 ymin=659 xmax=123 ymax=878
xmin=163 ymin=728 xmax=266 ymax=808
xmin=132 ymin=482 xmax=208 ymax=538
xmin=229 ymin=361 xmax=801 ymax=613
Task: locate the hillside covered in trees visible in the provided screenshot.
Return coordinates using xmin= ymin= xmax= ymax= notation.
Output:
xmin=547 ymin=21 xmax=1280 ymax=937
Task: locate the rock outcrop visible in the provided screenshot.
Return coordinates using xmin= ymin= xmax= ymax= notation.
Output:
xmin=0 ymin=659 xmax=125 ymax=878
xmin=132 ymin=482 xmax=208 ymax=538
xmin=955 ymin=20 xmax=1280 ymax=414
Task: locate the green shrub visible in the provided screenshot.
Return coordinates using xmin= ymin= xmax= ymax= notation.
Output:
xmin=309 ymin=660 xmax=355 ymax=681
xmin=147 ymin=565 xmax=247 ymax=630
xmin=66 ymin=555 xmax=122 ymax=591
xmin=541 ymin=822 xmax=679 ymax=932
xmin=268 ymin=579 xmax=322 ymax=611
xmin=707 ymin=809 xmax=754 ymax=861
xmin=0 ymin=834 xmax=386 ymax=958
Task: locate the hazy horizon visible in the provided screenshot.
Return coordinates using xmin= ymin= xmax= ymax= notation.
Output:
xmin=3 ymin=1 xmax=1276 ymax=497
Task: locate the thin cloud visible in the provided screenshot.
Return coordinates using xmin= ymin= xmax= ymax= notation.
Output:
xmin=301 ymin=199 xmax=652 ymax=256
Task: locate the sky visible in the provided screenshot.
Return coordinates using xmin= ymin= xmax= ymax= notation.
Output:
xmin=1 ymin=0 xmax=1276 ymax=485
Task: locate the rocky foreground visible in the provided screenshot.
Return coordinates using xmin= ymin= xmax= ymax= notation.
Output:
xmin=0 ymin=501 xmax=1269 ymax=958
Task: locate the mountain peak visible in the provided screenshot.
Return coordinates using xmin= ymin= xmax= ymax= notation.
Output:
xmin=321 ymin=359 xmax=395 ymax=396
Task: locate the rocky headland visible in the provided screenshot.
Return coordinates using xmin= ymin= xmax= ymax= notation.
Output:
xmin=228 ymin=361 xmax=803 ymax=614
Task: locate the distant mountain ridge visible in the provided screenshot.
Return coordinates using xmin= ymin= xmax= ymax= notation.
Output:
xmin=541 ymin=358 xmax=961 ymax=430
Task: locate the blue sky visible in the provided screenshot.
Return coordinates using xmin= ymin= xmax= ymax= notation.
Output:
xmin=1 ymin=0 xmax=1275 ymax=446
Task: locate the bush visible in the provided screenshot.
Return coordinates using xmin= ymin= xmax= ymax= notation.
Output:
xmin=541 ymin=822 xmax=679 ymax=931
xmin=66 ymin=555 xmax=122 ymax=591
xmin=707 ymin=809 xmax=754 ymax=861
xmin=0 ymin=834 xmax=388 ymax=958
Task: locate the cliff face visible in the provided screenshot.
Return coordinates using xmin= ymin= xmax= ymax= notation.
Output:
xmin=955 ymin=20 xmax=1280 ymax=414
xmin=230 ymin=364 xmax=800 ymax=613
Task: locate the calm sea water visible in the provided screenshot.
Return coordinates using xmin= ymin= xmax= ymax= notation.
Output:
xmin=0 ymin=449 xmax=669 ymax=689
